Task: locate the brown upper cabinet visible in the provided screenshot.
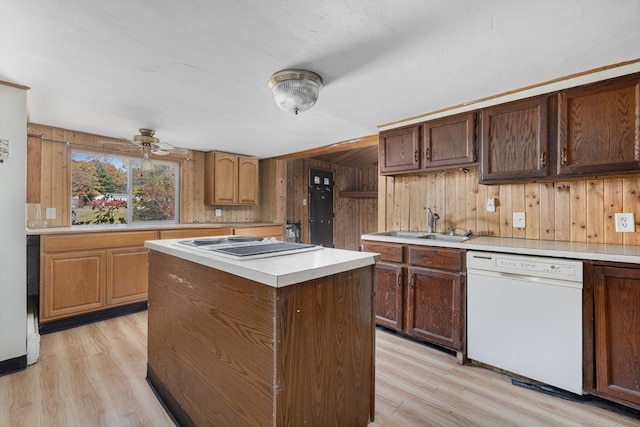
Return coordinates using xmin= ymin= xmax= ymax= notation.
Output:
xmin=556 ymin=73 xmax=640 ymax=177
xmin=479 ymin=95 xmax=550 ymax=184
xmin=479 ymin=72 xmax=640 ymax=184
xmin=380 ymin=112 xmax=477 ymax=175
xmin=423 ymin=112 xmax=477 ymax=170
xmin=379 ymin=124 xmax=421 ymax=174
xmin=204 ymin=152 xmax=259 ymax=205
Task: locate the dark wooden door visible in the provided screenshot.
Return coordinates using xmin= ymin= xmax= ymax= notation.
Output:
xmin=479 ymin=95 xmax=550 ymax=183
xmin=593 ymin=264 xmax=640 ymax=407
xmin=308 ymin=168 xmax=334 ymax=247
xmin=379 ymin=125 xmax=421 ymax=174
xmin=423 ymin=112 xmax=476 ymax=170
xmin=406 ymin=266 xmax=464 ymax=351
xmin=373 ymin=262 xmax=404 ymax=331
xmin=556 ymin=73 xmax=640 ymax=177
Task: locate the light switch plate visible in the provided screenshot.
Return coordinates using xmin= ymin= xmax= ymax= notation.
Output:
xmin=615 ymin=213 xmax=636 ymax=232
xmin=513 ymin=212 xmax=525 ymax=228
xmin=214 ymin=208 xmax=222 ymax=217
xmin=487 ymin=197 xmax=496 ymax=212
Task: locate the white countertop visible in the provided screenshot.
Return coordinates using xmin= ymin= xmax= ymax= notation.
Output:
xmin=361 ymin=233 xmax=640 ymax=264
xmin=145 ymin=238 xmax=378 ymax=287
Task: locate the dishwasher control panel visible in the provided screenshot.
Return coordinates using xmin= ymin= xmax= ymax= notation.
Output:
xmin=467 ymin=251 xmax=583 ymax=283
xmin=495 ymin=258 xmax=576 ymax=277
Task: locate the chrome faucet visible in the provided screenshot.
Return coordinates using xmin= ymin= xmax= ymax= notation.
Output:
xmin=427 ymin=208 xmax=439 ymax=233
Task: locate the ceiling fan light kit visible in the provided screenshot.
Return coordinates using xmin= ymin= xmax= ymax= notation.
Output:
xmin=268 ymin=69 xmax=323 ymax=115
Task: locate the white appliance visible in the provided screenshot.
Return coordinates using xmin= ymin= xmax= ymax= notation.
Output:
xmin=0 ymin=83 xmax=28 ymax=373
xmin=466 ymin=251 xmax=583 ymax=394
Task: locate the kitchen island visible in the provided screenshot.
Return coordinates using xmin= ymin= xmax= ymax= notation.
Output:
xmin=144 ymin=238 xmax=379 ymax=427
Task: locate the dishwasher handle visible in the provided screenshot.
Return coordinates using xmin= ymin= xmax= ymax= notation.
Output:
xmin=467 ymin=269 xmax=583 ymax=289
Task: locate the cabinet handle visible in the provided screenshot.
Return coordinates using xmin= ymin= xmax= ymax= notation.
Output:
xmin=409 ymin=275 xmax=414 ymax=288
xmin=414 ymin=150 xmax=419 ymax=162
xmin=560 ymin=148 xmax=567 ymax=166
xmin=425 ymin=147 xmax=431 ymax=161
xmin=396 ymin=272 xmax=402 ymax=286
xmin=540 ymin=151 xmax=546 ymax=168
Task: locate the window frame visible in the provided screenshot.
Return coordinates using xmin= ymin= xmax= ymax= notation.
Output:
xmin=70 ymin=149 xmax=180 ymax=226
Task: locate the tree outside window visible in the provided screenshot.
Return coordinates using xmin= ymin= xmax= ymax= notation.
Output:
xmin=71 ymin=151 xmax=179 ymax=225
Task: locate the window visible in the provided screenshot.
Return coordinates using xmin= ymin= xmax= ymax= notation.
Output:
xmin=71 ymin=151 xmax=179 ymax=225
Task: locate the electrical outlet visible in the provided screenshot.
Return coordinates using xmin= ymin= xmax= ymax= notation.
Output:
xmin=615 ymin=213 xmax=636 ymax=232
xmin=214 ymin=208 xmax=222 ymax=217
xmin=45 ymin=207 xmax=56 ymax=220
xmin=513 ymin=212 xmax=525 ymax=228
xmin=487 ymin=197 xmax=496 ymax=212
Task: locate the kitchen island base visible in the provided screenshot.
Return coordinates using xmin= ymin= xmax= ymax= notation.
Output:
xmin=147 ymin=250 xmax=375 ymax=427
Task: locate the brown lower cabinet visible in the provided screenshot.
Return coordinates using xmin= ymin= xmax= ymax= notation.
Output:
xmin=362 ymin=240 xmax=466 ymax=358
xmin=584 ymin=261 xmax=640 ymax=410
xmin=40 ymin=231 xmax=157 ymax=322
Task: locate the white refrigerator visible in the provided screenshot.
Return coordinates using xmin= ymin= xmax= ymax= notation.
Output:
xmin=0 ymin=82 xmax=27 ymax=374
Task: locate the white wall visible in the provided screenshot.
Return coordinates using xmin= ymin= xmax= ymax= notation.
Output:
xmin=0 ymin=83 xmax=27 ymax=364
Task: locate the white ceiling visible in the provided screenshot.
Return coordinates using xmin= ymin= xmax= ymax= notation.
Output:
xmin=1 ymin=1 xmax=639 ymax=158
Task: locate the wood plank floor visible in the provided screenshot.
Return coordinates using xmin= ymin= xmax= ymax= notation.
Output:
xmin=1 ymin=311 xmax=638 ymax=427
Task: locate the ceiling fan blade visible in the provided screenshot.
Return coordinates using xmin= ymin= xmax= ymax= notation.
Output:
xmin=152 ymin=149 xmax=170 ymax=156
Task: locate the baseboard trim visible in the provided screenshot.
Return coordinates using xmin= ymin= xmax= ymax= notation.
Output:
xmin=147 ymin=364 xmax=194 ymax=427
xmin=38 ymin=302 xmax=148 ymax=334
xmin=0 ymin=354 xmax=27 ymax=377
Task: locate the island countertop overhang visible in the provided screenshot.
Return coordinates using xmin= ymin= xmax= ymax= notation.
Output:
xmin=144 ymin=238 xmax=380 ymax=287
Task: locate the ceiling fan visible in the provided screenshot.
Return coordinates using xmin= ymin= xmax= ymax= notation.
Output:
xmin=101 ymin=128 xmax=189 ymax=170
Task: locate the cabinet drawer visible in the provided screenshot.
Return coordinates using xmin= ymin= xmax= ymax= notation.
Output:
xmin=43 ymin=231 xmax=158 ymax=252
xmin=408 ymin=246 xmax=464 ymax=271
xmin=362 ymin=242 xmax=404 ymax=263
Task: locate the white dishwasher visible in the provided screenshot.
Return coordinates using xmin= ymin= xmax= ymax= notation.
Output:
xmin=466 ymin=251 xmax=583 ymax=395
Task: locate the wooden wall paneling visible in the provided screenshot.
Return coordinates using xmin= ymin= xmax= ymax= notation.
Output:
xmin=433 ymin=172 xmax=446 ymax=231
xmin=26 ymin=134 xmax=42 ymax=204
xmin=570 ymin=181 xmax=588 ymax=242
xmin=408 ymin=175 xmax=424 ymax=231
xmin=398 ymin=177 xmax=411 ymax=231
xmin=586 ymin=180 xmax=605 ymax=242
xmin=453 ymin=171 xmax=466 ymax=233
xmin=539 ymin=182 xmax=555 ymax=240
xmin=499 ymin=185 xmax=513 ymax=237
xmin=465 ymin=169 xmax=478 ymax=235
xmin=511 ymin=184 xmax=526 ymax=239
xmin=554 ymin=182 xmax=571 ymax=241
xmin=475 ymin=182 xmax=489 ymax=236
xmin=622 ymin=176 xmax=640 ymax=245
xmin=603 ymin=179 xmax=624 ymax=245
xmin=486 ymin=184 xmax=501 ymax=236
xmin=524 ymin=183 xmax=540 ymax=239
xmin=378 ymin=174 xmax=387 ymax=232
xmin=258 ymin=158 xmax=286 ymax=225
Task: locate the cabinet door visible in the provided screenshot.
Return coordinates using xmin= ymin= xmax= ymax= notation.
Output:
xmin=480 ymin=96 xmax=550 ymax=183
xmin=214 ymin=152 xmax=239 ymax=204
xmin=557 ymin=73 xmax=640 ymax=177
xmin=406 ymin=266 xmax=464 ymax=351
xmin=362 ymin=241 xmax=404 ymax=263
xmin=41 ymin=251 xmax=106 ymax=321
xmin=593 ymin=265 xmax=640 ymax=406
xmin=106 ymin=247 xmax=149 ymax=306
xmin=423 ymin=112 xmax=476 ymax=169
xmin=238 ymin=157 xmax=259 ymax=205
xmin=379 ymin=125 xmax=421 ymax=174
xmin=374 ymin=262 xmax=404 ymax=331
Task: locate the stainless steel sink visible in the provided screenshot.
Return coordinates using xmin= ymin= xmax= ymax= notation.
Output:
xmin=419 ymin=234 xmax=471 ymax=242
xmin=379 ymin=231 xmax=429 ymax=238
xmin=374 ymin=230 xmax=472 ymax=242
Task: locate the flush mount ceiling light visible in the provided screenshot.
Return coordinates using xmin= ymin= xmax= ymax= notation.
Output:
xmin=268 ymin=69 xmax=323 ymax=115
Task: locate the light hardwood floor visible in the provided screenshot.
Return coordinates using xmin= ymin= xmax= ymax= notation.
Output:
xmin=1 ymin=312 xmax=638 ymax=427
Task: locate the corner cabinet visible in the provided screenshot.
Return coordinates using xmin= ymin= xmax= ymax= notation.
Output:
xmin=362 ymin=240 xmax=466 ymax=359
xmin=556 ymin=73 xmax=640 ymax=177
xmin=584 ymin=261 xmax=640 ymax=410
xmin=40 ymin=231 xmax=156 ymax=322
xmin=204 ymin=152 xmax=259 ymax=205
xmin=479 ymin=95 xmax=550 ymax=184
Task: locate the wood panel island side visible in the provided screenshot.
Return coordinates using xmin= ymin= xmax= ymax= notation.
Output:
xmin=144 ymin=239 xmax=379 ymax=427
